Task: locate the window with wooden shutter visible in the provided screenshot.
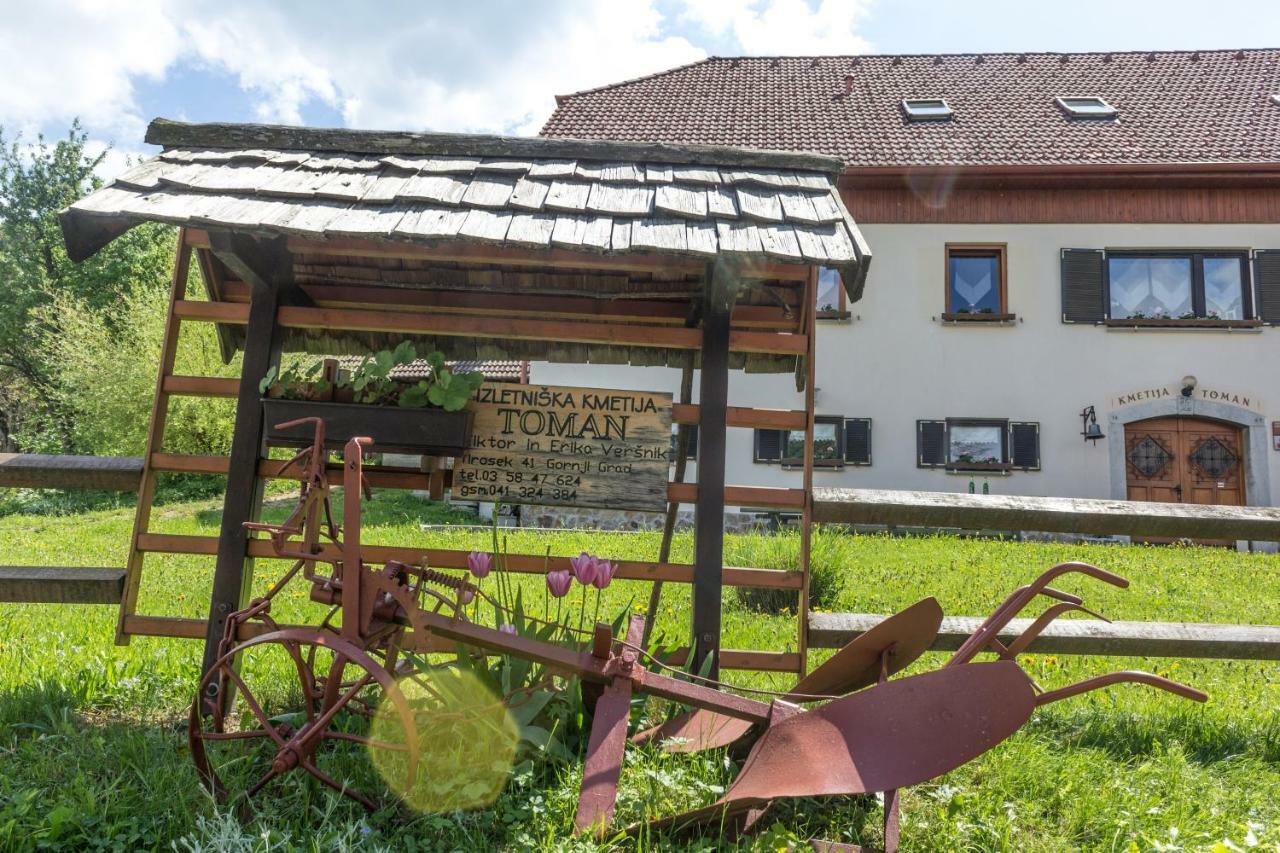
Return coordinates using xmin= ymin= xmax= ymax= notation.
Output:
xmin=844 ymin=418 xmax=872 ymax=465
xmin=754 ymin=428 xmax=784 ymax=463
xmin=1061 ymin=248 xmax=1106 ymax=323
xmin=1254 ymin=250 xmax=1280 ymax=324
xmin=917 ymin=420 xmax=946 ymax=467
xmin=1009 ymin=422 xmax=1041 ymax=471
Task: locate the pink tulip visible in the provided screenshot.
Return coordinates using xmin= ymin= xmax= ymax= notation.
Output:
xmin=570 ymin=552 xmax=598 ymax=586
xmin=498 ymin=623 xmax=517 ymax=635
xmin=546 ymin=569 xmax=573 ymax=598
xmin=460 ymin=586 xmax=475 ymax=604
xmin=467 ymin=551 xmax=493 ymax=579
xmin=591 ymin=559 xmax=617 ymax=590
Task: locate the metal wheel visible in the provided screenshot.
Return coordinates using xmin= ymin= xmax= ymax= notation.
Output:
xmin=189 ymin=628 xmax=419 ymax=812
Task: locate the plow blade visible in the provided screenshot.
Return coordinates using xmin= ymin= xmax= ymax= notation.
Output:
xmin=643 ymin=661 xmax=1036 ymax=834
xmin=632 ymin=597 xmax=943 ymax=755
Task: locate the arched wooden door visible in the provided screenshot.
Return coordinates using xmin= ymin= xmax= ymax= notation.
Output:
xmin=1124 ymin=416 xmax=1246 ymax=506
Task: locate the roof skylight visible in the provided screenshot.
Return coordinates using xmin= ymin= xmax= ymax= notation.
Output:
xmin=1055 ymin=96 xmax=1117 ymax=118
xmin=902 ymin=98 xmax=953 ymax=121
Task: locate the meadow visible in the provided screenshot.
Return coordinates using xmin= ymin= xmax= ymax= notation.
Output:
xmin=0 ymin=489 xmax=1278 ymax=851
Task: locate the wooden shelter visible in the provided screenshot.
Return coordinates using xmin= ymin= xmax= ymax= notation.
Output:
xmin=60 ymin=118 xmax=872 ymax=678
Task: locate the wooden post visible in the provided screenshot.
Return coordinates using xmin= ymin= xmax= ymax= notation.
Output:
xmin=641 ymin=304 xmax=701 ymax=650
xmin=798 ymin=268 xmax=818 ymax=673
xmin=200 ymin=232 xmax=291 ymax=694
xmin=692 ymin=261 xmax=736 ymax=679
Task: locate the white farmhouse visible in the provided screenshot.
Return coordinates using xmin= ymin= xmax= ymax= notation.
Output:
xmin=531 ymin=49 xmax=1280 ymax=526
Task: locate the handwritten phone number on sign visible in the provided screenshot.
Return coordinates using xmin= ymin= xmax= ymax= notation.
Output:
xmin=453 ymin=468 xmax=582 ymax=502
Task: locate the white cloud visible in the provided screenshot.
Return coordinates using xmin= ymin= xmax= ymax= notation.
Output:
xmin=175 ymin=1 xmax=707 ymax=135
xmin=0 ymin=0 xmax=874 ymax=177
xmin=0 ymin=0 xmax=181 ymax=142
xmin=676 ymin=0 xmax=874 ymax=54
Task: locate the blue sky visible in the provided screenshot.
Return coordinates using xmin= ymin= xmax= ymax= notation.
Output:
xmin=2 ymin=0 xmax=1277 ymax=176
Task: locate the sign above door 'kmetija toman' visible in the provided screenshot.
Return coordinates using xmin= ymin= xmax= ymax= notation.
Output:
xmin=452 ymin=384 xmax=672 ymax=511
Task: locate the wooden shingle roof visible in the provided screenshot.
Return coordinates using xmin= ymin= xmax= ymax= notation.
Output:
xmin=61 ymin=118 xmax=871 ymax=298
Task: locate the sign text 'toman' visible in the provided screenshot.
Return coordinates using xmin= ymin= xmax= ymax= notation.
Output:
xmin=452 ymin=384 xmax=672 ymax=511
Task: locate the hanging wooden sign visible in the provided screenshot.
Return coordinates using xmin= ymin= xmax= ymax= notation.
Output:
xmin=452 ymin=384 xmax=672 ymax=511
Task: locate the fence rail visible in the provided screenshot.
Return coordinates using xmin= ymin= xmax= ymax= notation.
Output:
xmin=813 ymin=488 xmax=1280 ymax=541
xmin=809 ymin=612 xmax=1280 ymax=660
xmin=0 ymin=454 xmax=143 ymax=491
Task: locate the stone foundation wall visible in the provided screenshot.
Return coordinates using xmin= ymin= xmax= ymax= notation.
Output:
xmin=517 ymin=505 xmax=776 ymax=533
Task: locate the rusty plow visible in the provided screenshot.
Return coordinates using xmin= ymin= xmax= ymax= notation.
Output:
xmin=189 ymin=422 xmax=1206 ymax=848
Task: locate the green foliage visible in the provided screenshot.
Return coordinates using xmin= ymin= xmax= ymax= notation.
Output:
xmin=32 ymin=284 xmax=237 ymax=456
xmin=345 ymin=340 xmax=417 ymax=404
xmin=731 ymin=525 xmax=845 ymax=613
xmin=0 ymin=120 xmax=175 ymax=450
xmin=1 ymin=501 xmax=1277 ymax=849
xmin=258 ymin=359 xmax=329 ymax=400
xmin=263 ymin=343 xmax=485 ymax=411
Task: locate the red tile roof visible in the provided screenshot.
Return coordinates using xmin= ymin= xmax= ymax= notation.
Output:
xmin=337 ymin=357 xmax=528 ymax=383
xmin=542 ymin=50 xmax=1280 ymax=168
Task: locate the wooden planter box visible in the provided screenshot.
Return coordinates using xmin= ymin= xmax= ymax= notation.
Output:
xmin=262 ymin=399 xmax=474 ymax=456
xmin=945 ymin=462 xmax=1013 ymax=473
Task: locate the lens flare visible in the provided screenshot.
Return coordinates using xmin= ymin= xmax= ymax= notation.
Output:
xmin=368 ymin=665 xmax=518 ymax=812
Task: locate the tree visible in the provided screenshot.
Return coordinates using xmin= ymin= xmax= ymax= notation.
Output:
xmin=0 ymin=121 xmax=174 ymax=450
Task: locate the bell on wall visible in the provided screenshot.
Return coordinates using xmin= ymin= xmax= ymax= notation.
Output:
xmin=1081 ymin=406 xmax=1105 ymax=442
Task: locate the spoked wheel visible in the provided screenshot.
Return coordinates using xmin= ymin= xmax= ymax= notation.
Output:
xmin=189 ymin=628 xmax=420 ymax=812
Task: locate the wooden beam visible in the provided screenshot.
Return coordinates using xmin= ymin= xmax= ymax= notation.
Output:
xmin=173 ymin=300 xmax=249 ymax=324
xmin=146 ymin=453 xmax=807 ymax=509
xmin=200 ymin=232 xmax=290 ymax=692
xmin=0 ymin=567 xmax=125 ymax=604
xmin=809 ymin=612 xmax=1280 ymax=660
xmin=134 ymin=533 xmax=804 ymax=590
xmin=0 ymin=454 xmax=142 ymax=491
xmin=221 ymin=279 xmax=798 ymax=331
xmin=812 ymin=488 xmax=1280 ymax=541
xmin=121 ymin=613 xmax=802 ymax=672
xmin=148 ymin=118 xmax=843 ymax=172
xmin=672 ymin=404 xmax=808 ymax=431
xmin=173 ymin=294 xmax=807 ymax=355
xmin=163 ymin=385 xmax=806 ymax=424
xmin=273 ymin=304 xmax=807 ymax=356
xmin=163 ymin=376 xmax=239 ymax=397
xmin=692 ymin=261 xmax=735 ymax=679
xmin=667 ymin=648 xmax=803 ymax=673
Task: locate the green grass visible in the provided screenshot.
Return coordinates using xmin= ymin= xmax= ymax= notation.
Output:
xmin=0 ymin=491 xmax=1278 ymax=851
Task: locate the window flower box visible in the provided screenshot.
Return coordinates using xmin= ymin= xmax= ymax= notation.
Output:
xmin=1104 ymin=318 xmax=1263 ymax=329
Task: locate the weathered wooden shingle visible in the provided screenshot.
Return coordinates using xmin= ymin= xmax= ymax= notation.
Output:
xmin=527 ymin=160 xmax=577 ymax=178
xmin=399 ymin=174 xmax=468 ymax=205
xmin=61 ymin=119 xmax=871 ymax=299
xmin=509 ymin=178 xmax=550 ymax=210
xmin=458 ymin=208 xmax=513 ymax=241
xmin=585 ymin=183 xmax=654 ymax=216
xmin=460 ymin=175 xmax=518 ymax=208
xmin=735 ymin=187 xmax=784 ymax=222
xmin=395 ymin=206 xmax=468 ymax=238
xmin=505 ymin=213 xmax=556 ymax=246
xmin=654 ymin=184 xmax=707 ymax=219
xmin=544 ymin=181 xmax=591 ymax=211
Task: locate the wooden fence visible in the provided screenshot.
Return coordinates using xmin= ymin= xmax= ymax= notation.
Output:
xmin=808 ymin=488 xmax=1280 ymax=659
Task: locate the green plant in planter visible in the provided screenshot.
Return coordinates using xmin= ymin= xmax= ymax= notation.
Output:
xmin=398 ymin=351 xmax=485 ymax=412
xmin=262 ymin=343 xmax=485 ymax=410
xmin=346 ymin=341 xmax=418 ymax=405
xmin=258 ymin=359 xmax=330 ymax=399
